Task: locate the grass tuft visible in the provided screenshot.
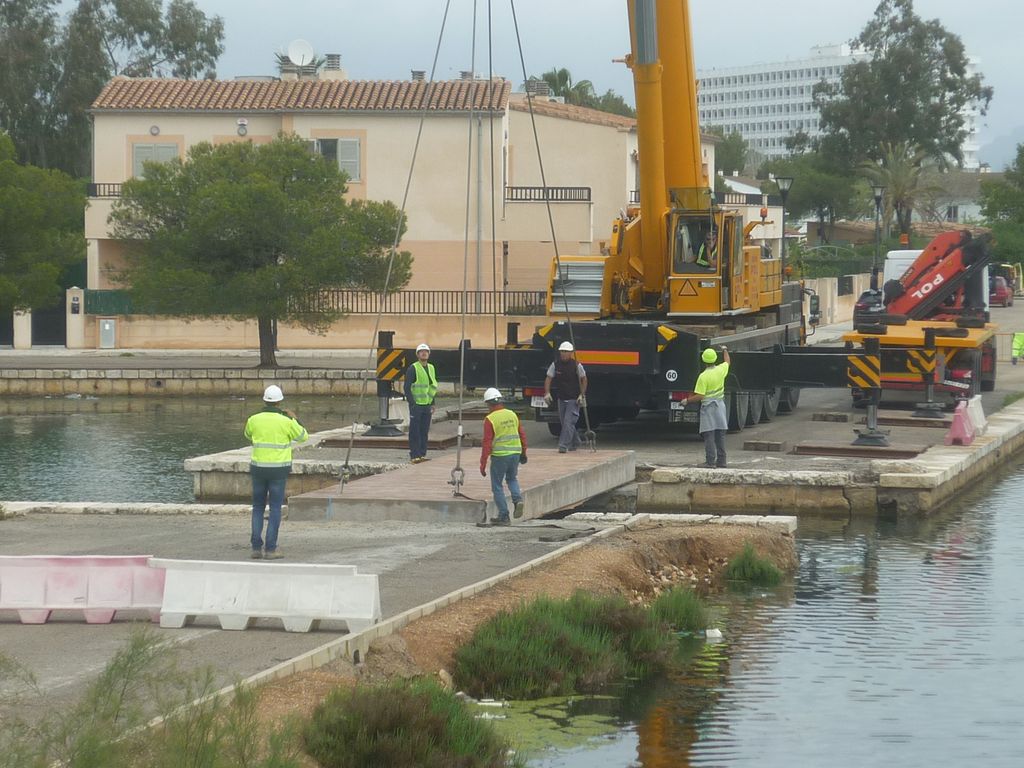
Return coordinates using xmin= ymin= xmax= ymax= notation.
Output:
xmin=724 ymin=543 xmax=782 ymax=587
xmin=650 ymin=586 xmax=708 ymax=633
xmin=303 ymin=678 xmax=521 ymax=768
xmin=452 ymin=591 xmax=686 ymax=700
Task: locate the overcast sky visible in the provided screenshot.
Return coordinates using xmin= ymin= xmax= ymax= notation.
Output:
xmin=158 ymin=1 xmax=1022 ymax=149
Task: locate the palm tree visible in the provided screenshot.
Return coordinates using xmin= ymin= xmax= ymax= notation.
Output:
xmin=860 ymin=141 xmax=933 ymax=238
xmin=538 ymin=68 xmax=595 ymax=106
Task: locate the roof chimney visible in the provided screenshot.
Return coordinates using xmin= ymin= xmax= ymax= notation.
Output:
xmin=460 ymin=70 xmax=475 ymax=81
xmin=319 ymin=53 xmax=347 ymax=81
xmin=411 ymin=69 xmax=426 ymax=82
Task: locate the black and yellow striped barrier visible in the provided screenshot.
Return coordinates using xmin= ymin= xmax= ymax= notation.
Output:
xmin=905 ymin=348 xmax=937 ymax=376
xmin=376 ymin=348 xmax=406 ymax=381
xmin=847 ymin=351 xmax=881 ymax=389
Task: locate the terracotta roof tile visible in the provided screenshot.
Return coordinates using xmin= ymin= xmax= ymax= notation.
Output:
xmin=508 ymin=93 xmax=636 ymax=130
xmin=91 ymin=77 xmax=511 ymax=113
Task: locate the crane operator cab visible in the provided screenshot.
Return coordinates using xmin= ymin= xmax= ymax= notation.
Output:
xmin=672 ymin=218 xmax=718 ymax=275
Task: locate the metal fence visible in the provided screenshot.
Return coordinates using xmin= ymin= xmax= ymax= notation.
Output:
xmin=84 ymin=290 xmax=133 ymax=314
xmin=308 ymin=289 xmax=548 ymax=315
xmin=504 ymin=186 xmax=591 ymax=203
xmin=83 ymin=288 xmax=547 ymax=316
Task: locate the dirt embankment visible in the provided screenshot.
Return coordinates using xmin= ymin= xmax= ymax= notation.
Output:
xmin=258 ymin=522 xmax=796 ymax=722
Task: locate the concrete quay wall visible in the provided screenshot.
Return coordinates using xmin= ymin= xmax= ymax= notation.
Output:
xmin=0 ymin=367 xmax=376 ymax=397
xmin=637 ymin=401 xmax=1024 ymax=518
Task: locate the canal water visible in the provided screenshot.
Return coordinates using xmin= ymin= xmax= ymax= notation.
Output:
xmin=0 ymin=395 xmax=380 ymax=503
xmin=528 ymin=461 xmax=1024 ymax=767
xmin=3 ymin=398 xmax=1023 ymax=765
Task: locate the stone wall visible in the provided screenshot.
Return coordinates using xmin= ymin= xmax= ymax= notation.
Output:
xmin=0 ymin=368 xmax=374 ymax=397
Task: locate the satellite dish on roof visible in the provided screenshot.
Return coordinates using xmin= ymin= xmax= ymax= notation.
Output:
xmin=287 ymin=39 xmax=315 ymax=67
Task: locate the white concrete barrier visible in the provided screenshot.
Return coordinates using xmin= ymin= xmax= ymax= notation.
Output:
xmin=0 ymin=555 xmax=164 ymax=624
xmin=149 ymin=559 xmax=381 ymax=633
xmin=966 ymin=395 xmax=987 ymax=436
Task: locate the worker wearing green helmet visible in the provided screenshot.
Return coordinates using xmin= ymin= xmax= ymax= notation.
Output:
xmin=681 ymin=345 xmax=731 ymax=468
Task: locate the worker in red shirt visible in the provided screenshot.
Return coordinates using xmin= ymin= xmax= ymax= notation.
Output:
xmin=479 ymin=387 xmax=527 ymax=526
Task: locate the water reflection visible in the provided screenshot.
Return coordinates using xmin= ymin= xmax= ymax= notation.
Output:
xmin=0 ymin=395 xmax=384 ymax=503
xmin=532 ymin=463 xmax=1024 ymax=767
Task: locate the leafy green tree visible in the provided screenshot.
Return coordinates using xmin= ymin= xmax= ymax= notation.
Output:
xmin=0 ymin=0 xmax=224 ymax=176
xmin=0 ymin=1 xmax=60 ymax=169
xmin=109 ymin=135 xmax=412 ymax=367
xmin=762 ymin=152 xmax=861 ymax=245
xmin=593 ymin=89 xmax=635 ymax=118
xmin=980 ymin=144 xmax=1024 ymax=265
xmin=0 ymin=133 xmax=86 ymax=312
xmin=814 ymin=0 xmax=992 ymax=169
xmin=708 ymin=128 xmax=747 ymax=176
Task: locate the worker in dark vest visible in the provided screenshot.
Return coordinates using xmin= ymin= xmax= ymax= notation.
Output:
xmin=543 ymin=341 xmax=588 ymax=453
xmin=681 ymin=345 xmax=730 ymax=468
xmin=244 ymin=385 xmax=308 ymax=559
xmin=479 ymin=387 xmax=527 ymax=525
xmin=404 ymin=342 xmax=438 ymax=463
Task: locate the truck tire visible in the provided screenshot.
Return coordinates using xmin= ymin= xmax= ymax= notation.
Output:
xmin=746 ymin=392 xmax=764 ymax=426
xmin=777 ymin=387 xmax=801 ymax=414
xmin=727 ymin=392 xmax=749 ymax=432
xmin=760 ymin=388 xmax=780 ymax=421
xmin=981 ymin=354 xmax=996 ymax=392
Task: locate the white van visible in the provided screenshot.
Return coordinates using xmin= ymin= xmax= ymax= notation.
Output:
xmin=882 ymin=248 xmax=989 ymax=312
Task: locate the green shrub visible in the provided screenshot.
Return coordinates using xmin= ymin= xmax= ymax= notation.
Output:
xmin=1 ymin=628 xmax=302 ymax=768
xmin=724 ymin=543 xmax=782 ymax=587
xmin=453 ymin=592 xmax=677 ymax=700
xmin=651 ymin=587 xmax=707 ymax=633
xmin=303 ymin=678 xmax=519 ymax=768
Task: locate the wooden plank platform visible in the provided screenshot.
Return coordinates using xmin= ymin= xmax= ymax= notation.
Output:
xmin=856 ymin=411 xmax=952 ymax=429
xmin=791 ymin=441 xmax=928 ymax=459
xmin=287 ymin=449 xmax=636 ymax=524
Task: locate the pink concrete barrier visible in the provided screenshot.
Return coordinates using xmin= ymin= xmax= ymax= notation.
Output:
xmin=945 ymin=400 xmax=976 ymax=446
xmin=0 ymin=555 xmax=165 ymax=625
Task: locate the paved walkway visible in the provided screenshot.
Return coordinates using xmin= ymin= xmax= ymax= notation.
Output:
xmin=0 ymin=513 xmax=594 ymax=722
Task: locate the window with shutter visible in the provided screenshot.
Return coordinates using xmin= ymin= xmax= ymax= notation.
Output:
xmin=338 ymin=138 xmax=360 ymax=181
xmin=132 ymin=143 xmax=179 ymax=178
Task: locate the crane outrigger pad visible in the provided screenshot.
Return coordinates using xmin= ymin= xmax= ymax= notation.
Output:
xmin=287 ymin=449 xmax=636 ymax=524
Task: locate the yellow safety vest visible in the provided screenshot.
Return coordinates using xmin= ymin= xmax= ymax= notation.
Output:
xmin=486 ymin=408 xmax=522 ymax=456
xmin=695 ymin=362 xmax=730 ymax=402
xmin=244 ymin=409 xmax=308 ymax=468
xmin=410 ymin=362 xmax=438 ymax=405
xmin=1013 ymin=333 xmax=1024 ymax=357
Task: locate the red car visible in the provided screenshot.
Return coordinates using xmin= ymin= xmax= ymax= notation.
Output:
xmin=990 ymin=276 xmax=1014 ymax=307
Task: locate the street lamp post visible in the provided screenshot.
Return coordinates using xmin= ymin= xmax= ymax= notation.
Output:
xmin=871 ymin=184 xmax=886 ymax=291
xmin=775 ymin=176 xmax=794 ymax=280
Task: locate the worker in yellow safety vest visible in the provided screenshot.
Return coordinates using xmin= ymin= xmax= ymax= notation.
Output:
xmin=404 ymin=342 xmax=438 ymax=463
xmin=244 ymin=385 xmax=308 ymax=559
xmin=1013 ymin=332 xmax=1024 ymax=365
xmin=681 ymin=346 xmax=731 ymax=468
xmin=479 ymin=387 xmax=528 ymax=526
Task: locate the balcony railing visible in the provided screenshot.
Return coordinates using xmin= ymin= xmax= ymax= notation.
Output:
xmin=722 ymin=191 xmax=782 ymax=207
xmin=504 ymin=186 xmax=591 ymax=203
xmin=88 ymin=182 xmax=123 ymax=197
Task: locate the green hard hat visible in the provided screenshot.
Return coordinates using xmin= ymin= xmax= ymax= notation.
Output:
xmin=701 ymin=348 xmax=718 ymax=364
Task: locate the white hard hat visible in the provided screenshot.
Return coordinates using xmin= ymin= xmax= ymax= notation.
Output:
xmin=416 ymin=343 xmax=430 ymax=353
xmin=263 ymin=384 xmax=284 ymax=402
xmin=483 ymin=387 xmax=503 ymax=403
xmin=558 ymin=341 xmax=574 ymax=352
